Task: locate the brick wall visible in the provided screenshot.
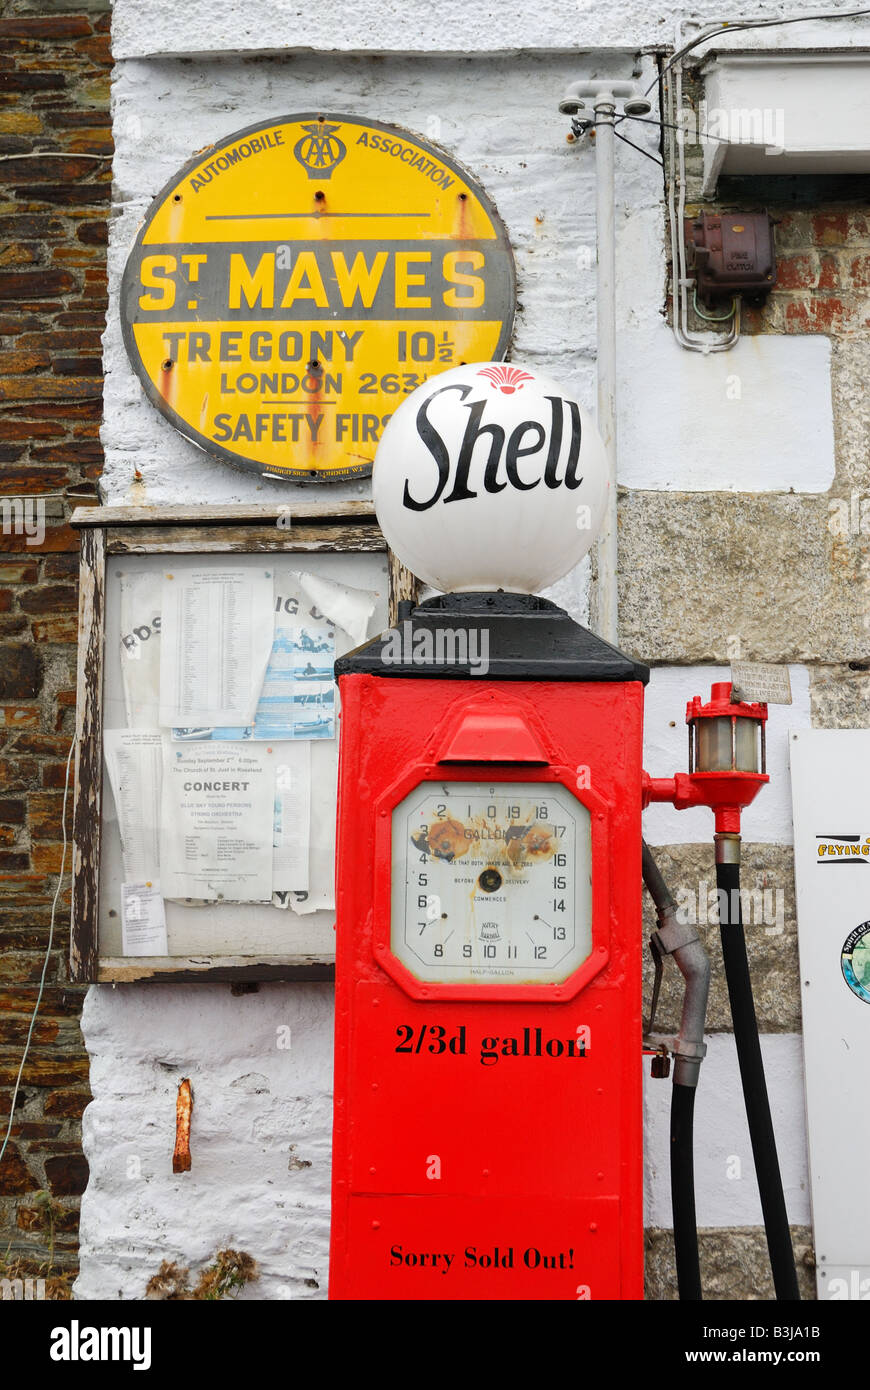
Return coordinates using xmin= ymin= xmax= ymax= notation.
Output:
xmin=0 ymin=0 xmax=111 ymax=1294
xmin=713 ymin=180 xmax=870 ymax=339
xmin=677 ymin=67 xmax=870 ymax=343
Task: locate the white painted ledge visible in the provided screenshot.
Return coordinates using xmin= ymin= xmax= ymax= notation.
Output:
xmin=701 ymin=51 xmax=870 ymax=195
xmin=111 ymin=0 xmax=870 ymax=61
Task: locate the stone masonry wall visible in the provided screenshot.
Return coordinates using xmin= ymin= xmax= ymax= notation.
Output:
xmin=53 ymin=0 xmax=870 ymax=1299
xmin=0 ymin=0 xmax=111 ymax=1292
xmin=79 ymin=25 xmax=865 ymax=1299
xmin=640 ymin=59 xmax=870 ymax=1297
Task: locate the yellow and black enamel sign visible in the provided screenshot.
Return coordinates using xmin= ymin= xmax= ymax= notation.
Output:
xmin=121 ymin=114 xmax=516 ymax=483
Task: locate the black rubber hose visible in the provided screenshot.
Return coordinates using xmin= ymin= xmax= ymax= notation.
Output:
xmin=717 ymin=859 xmax=800 ymax=1301
xmin=671 ymin=1083 xmax=702 ymax=1300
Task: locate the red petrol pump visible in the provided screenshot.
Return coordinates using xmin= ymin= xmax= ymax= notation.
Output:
xmin=328 ymin=362 xmax=799 ymax=1301
xmin=331 ymin=596 xmax=648 ymax=1299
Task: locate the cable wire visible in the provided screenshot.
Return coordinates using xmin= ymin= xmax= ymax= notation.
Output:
xmin=0 ymin=735 xmax=76 ymax=1169
xmin=692 ymin=288 xmax=738 ymax=321
xmin=619 ymin=112 xmax=740 ymax=146
xmin=613 ymin=129 xmax=664 ymax=167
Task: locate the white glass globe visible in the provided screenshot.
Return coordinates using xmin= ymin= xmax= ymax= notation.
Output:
xmin=373 ymin=362 xmax=607 ymax=593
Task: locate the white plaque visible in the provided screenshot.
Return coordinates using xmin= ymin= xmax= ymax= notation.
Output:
xmin=731 ymin=662 xmax=792 ymax=705
xmin=791 ymin=730 xmax=870 ymax=1299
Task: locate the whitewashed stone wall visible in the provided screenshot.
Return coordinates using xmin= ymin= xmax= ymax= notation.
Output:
xmin=76 ymin=984 xmax=333 ymax=1299
xmin=78 ymin=0 xmax=867 ymax=1299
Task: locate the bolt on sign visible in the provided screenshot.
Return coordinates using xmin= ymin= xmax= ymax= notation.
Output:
xmin=121 ymin=114 xmax=517 ymax=484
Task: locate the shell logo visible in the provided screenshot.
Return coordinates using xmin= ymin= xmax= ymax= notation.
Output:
xmin=476 ymin=364 xmax=535 ymax=394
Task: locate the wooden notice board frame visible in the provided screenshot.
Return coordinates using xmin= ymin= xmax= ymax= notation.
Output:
xmin=69 ymin=501 xmax=417 ymax=984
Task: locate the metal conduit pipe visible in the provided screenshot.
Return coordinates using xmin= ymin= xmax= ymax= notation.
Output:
xmin=558 ymin=79 xmax=648 ymax=647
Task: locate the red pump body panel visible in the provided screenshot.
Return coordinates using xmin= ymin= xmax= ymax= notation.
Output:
xmin=329 ymin=673 xmax=646 ymax=1301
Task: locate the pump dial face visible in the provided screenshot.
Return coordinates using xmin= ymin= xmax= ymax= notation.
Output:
xmin=391 ymin=781 xmax=592 ymax=985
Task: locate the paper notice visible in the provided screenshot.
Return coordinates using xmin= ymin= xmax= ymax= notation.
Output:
xmin=160 ymin=744 xmax=276 ymax=901
xmin=159 ymin=567 xmax=274 ymax=728
xmin=290 ymin=738 xmax=338 ymax=914
xmin=121 ymin=881 xmax=168 ymax=955
xmin=273 ymin=743 xmax=311 ymax=892
xmin=118 ymin=570 xmax=162 ymax=727
xmin=169 ymin=572 xmax=375 ymax=743
xmin=252 ymin=579 xmax=335 ymax=740
xmin=296 ymin=571 xmax=376 ymax=649
xmin=254 ymin=572 xmax=375 ymax=740
xmin=278 ymin=582 xmax=377 ymax=912
xmin=103 ymin=729 xmax=163 ymax=881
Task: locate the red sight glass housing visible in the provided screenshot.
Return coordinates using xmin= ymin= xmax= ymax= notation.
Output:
xmin=642 ymin=681 xmax=769 ymax=833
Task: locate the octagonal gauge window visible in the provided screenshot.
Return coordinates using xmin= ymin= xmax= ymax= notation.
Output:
xmin=390 ymin=780 xmax=593 ymax=985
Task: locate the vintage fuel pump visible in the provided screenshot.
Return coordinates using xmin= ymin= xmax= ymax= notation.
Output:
xmin=328 ymin=363 xmax=798 ymax=1301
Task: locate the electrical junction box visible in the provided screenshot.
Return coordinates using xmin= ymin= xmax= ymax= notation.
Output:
xmin=329 ymin=593 xmax=650 ymax=1301
xmin=686 ymin=211 xmax=776 ymax=306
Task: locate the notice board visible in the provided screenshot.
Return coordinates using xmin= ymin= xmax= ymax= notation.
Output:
xmin=69 ymin=502 xmax=412 ymax=983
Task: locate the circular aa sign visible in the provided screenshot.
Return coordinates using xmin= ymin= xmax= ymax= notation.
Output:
xmin=121 ymin=114 xmax=515 ymax=484
xmin=373 ymin=362 xmax=608 ymax=593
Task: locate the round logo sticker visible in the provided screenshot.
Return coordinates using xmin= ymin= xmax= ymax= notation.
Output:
xmin=841 ymin=920 xmax=870 ymax=1004
xmin=120 ymin=114 xmax=516 ymax=484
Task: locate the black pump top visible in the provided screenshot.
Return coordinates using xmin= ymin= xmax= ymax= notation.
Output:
xmin=334 ymin=591 xmax=650 ymax=684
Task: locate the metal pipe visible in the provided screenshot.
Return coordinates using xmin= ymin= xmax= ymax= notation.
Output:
xmin=641 ymin=839 xmax=676 ymax=914
xmin=558 ymin=78 xmax=625 ymax=645
xmin=664 ymin=28 xmax=739 ymax=354
xmin=592 ymin=94 xmax=619 ymax=646
xmin=670 ymin=934 xmax=711 ymax=1090
xmin=642 ymin=846 xmax=710 ymax=1086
